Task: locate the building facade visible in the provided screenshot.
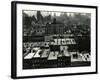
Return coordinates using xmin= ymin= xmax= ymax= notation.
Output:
xmin=45 ymin=18 xmax=65 ymax=35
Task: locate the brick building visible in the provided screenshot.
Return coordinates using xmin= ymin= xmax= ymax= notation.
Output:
xmin=45 ymin=18 xmax=65 ymax=35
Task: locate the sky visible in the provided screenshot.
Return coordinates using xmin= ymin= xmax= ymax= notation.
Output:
xmin=23 ymin=10 xmax=91 ymax=19
xmin=23 ymin=10 xmax=75 ymax=17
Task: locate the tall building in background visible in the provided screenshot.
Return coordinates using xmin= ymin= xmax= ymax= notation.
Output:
xmin=37 ymin=11 xmax=44 ymax=24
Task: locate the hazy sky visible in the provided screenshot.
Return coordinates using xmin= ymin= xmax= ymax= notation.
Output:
xmin=23 ymin=10 xmax=75 ymax=17
xmin=23 ymin=10 xmax=91 ymax=19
